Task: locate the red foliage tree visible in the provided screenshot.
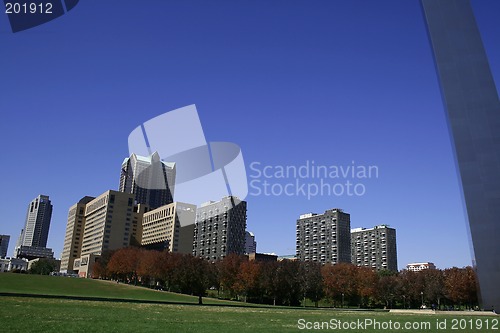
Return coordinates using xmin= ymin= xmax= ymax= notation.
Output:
xmin=322 ymin=263 xmax=358 ymax=307
xmin=107 ymin=247 xmax=142 ymax=284
xmin=234 ymin=260 xmax=260 ymax=302
xmin=216 ymin=254 xmax=246 ymax=299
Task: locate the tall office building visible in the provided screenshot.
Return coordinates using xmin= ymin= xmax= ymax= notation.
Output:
xmin=244 ymin=231 xmax=256 ymax=254
xmin=351 ymin=225 xmax=397 ymax=272
xmin=119 ymin=152 xmax=175 ymax=209
xmin=19 ymin=195 xmax=53 ymax=248
xmin=70 ymin=190 xmax=141 ymax=277
xmin=80 ymin=190 xmax=135 ymax=257
xmin=60 ymin=196 xmax=95 ymax=273
xmin=296 ymin=208 xmax=351 ymax=264
xmin=141 ymin=202 xmax=196 ymax=253
xmin=14 ymin=195 xmax=53 ymax=259
xmin=0 ymin=235 xmax=10 ymax=258
xmin=193 ymin=196 xmax=247 ymax=261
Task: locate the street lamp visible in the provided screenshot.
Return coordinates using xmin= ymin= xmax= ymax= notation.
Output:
xmin=421 ymin=291 xmax=424 ymax=308
xmin=403 ymin=295 xmax=406 ymax=309
xmin=342 ymin=293 xmax=344 ymax=308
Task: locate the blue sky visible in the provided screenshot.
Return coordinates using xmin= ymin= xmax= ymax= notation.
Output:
xmin=0 ymin=0 xmax=499 ymax=269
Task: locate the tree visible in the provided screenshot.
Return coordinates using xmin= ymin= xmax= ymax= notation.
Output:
xmin=421 ymin=268 xmax=445 ymax=309
xmin=234 ymin=260 xmax=260 ymax=302
xmin=397 ymin=270 xmax=424 ymax=308
xmin=357 ymin=267 xmax=378 ymax=308
xmin=92 ymin=250 xmax=115 ymax=279
xmin=299 ymin=262 xmax=324 ymax=307
xmin=107 ymin=247 xmax=142 ymax=283
xmin=258 ymin=261 xmax=280 ymax=305
xmin=274 ymin=260 xmax=303 ymax=306
xmin=322 ymin=263 xmax=358 ymax=307
xmin=29 ymin=259 xmax=57 ymax=275
xmin=444 ymin=267 xmax=478 ymax=309
xmin=217 ymin=254 xmax=245 ymax=299
xmin=377 ymin=273 xmax=399 ymax=309
xmin=137 ymin=249 xmax=163 ymax=286
xmin=158 ymin=252 xmax=183 ymax=291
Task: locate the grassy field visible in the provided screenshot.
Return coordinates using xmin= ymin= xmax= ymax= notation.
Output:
xmin=1 ymin=273 xmax=497 ymax=333
xmin=0 ymin=273 xmax=240 ymax=306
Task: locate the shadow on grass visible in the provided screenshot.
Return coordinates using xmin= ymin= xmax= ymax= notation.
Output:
xmin=0 ymin=292 xmax=290 ymax=310
xmin=0 ymin=292 xmax=390 ymax=312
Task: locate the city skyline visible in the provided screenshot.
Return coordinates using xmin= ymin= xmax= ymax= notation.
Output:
xmin=1 ymin=1 xmax=499 ymax=270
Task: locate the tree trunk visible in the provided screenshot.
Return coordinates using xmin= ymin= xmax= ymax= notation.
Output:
xmin=198 ymin=295 xmax=203 ymax=305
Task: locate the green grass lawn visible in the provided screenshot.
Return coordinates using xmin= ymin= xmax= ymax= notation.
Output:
xmin=0 ymin=273 xmax=240 ymax=306
xmin=1 ymin=273 xmax=497 ymax=333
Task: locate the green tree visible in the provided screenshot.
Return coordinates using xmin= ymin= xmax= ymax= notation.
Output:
xmin=300 ymin=261 xmax=324 ymax=307
xmin=29 ymin=259 xmax=57 ymax=275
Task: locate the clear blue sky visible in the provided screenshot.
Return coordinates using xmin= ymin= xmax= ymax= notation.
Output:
xmin=0 ymin=1 xmax=499 ymax=270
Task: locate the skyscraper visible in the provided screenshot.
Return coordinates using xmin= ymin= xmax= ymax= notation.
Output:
xmin=14 ymin=195 xmax=54 ymax=260
xmin=14 ymin=195 xmax=53 ymax=259
xmin=193 ymin=196 xmax=247 ymax=261
xmin=351 ymin=225 xmax=398 ymax=272
xmin=296 ymin=208 xmax=351 ymax=264
xmin=20 ymin=195 xmax=52 ymax=248
xmin=119 ymin=152 xmax=175 ymax=209
xmin=60 ymin=196 xmax=95 ymax=273
xmin=0 ymin=235 xmax=10 ymax=258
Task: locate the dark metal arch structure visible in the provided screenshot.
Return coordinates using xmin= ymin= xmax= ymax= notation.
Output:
xmin=422 ymin=0 xmax=500 ymax=312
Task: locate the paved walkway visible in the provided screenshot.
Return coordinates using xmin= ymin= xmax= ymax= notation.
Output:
xmin=389 ymin=309 xmax=497 ymax=316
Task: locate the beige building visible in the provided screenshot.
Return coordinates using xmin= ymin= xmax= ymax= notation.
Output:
xmin=141 ymin=202 xmax=196 ymax=254
xmin=60 ymin=196 xmax=94 ymax=272
xmin=80 ymin=190 xmax=135 ymax=257
xmin=73 ymin=254 xmax=98 ymax=278
xmin=131 ymin=204 xmax=149 ymax=246
xmin=64 ymin=190 xmax=146 ymax=277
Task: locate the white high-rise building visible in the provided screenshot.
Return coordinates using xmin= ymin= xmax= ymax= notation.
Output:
xmin=14 ymin=195 xmax=53 ymax=259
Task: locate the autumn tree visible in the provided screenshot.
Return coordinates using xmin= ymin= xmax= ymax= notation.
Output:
xmin=217 ymin=254 xmax=246 ymax=299
xmin=137 ymin=249 xmax=163 ymax=286
xmin=107 ymin=247 xmax=142 ymax=284
xmin=444 ymin=267 xmax=478 ymax=309
xmin=322 ymin=263 xmax=358 ymax=307
xmin=154 ymin=251 xmax=179 ymax=291
xmin=92 ymin=250 xmax=115 ymax=279
xmin=357 ymin=267 xmax=378 ymax=308
xmin=234 ymin=260 xmax=261 ymax=302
